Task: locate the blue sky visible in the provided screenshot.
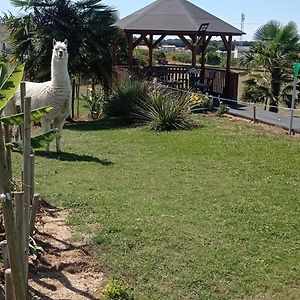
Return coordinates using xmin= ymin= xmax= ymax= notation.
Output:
xmin=1 ymin=0 xmax=300 ymax=40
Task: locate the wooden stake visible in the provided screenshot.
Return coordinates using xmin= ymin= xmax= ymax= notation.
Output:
xmin=4 ymin=125 xmax=12 ymax=180
xmin=0 ymin=240 xmax=9 ymax=269
xmin=23 ymin=96 xmax=31 ymax=285
xmin=19 ymin=82 xmax=26 ymax=141
xmin=5 ymin=269 xmax=15 ymax=300
xmin=1 ymin=119 xmax=26 ymax=299
xmin=30 ymin=154 xmax=35 ymax=203
xmin=2 ymin=197 xmax=27 ymax=300
xmin=14 ymin=192 xmax=26 ymax=280
xmin=29 ymin=194 xmax=40 ymax=236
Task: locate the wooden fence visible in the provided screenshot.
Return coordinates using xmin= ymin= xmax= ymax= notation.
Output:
xmin=116 ymin=64 xmax=239 ymax=100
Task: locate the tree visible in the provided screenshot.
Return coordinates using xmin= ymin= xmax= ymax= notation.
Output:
xmin=243 ymin=20 xmax=300 ymax=112
xmin=3 ymin=0 xmax=118 ymax=87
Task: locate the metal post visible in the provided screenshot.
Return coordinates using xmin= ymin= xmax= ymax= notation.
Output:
xmin=289 ymin=76 xmax=297 ymax=135
xmin=253 ymin=103 xmax=257 ymax=124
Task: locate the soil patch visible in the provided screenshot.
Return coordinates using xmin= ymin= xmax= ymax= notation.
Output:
xmin=28 ymin=205 xmax=104 ymax=300
xmin=0 ymin=203 xmax=105 ymax=299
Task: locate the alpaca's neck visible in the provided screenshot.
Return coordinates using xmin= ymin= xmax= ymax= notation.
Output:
xmin=51 ymin=57 xmax=70 ymax=86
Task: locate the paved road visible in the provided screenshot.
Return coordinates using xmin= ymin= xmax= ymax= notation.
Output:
xmin=220 ymin=101 xmax=300 ymax=134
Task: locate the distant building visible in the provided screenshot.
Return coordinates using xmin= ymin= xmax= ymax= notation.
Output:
xmin=0 ymin=23 xmax=10 ymax=52
xmin=161 ymin=45 xmax=176 ymax=53
xmin=233 ymin=46 xmax=250 ymax=58
xmin=136 ymin=45 xmax=148 ymax=51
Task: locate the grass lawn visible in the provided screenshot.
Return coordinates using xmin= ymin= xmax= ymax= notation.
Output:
xmin=13 ymin=115 xmax=300 ymax=299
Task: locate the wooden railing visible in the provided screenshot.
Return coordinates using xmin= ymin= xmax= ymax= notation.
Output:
xmin=115 ymin=64 xmax=239 ymax=100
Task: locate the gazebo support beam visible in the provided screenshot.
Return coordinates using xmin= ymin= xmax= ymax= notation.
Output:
xmin=178 ymin=35 xmax=197 ymax=67
xmin=133 ymin=34 xmax=147 ymax=49
xmin=221 ymin=35 xmax=233 ymax=98
xmin=126 ymin=32 xmax=134 ymax=69
xmin=149 ymin=35 xmax=153 ymax=67
xmin=221 ymin=35 xmax=233 ymax=72
xmin=199 ymin=36 xmax=212 ymax=81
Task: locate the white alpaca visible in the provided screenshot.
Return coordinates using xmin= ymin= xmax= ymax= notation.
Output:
xmin=6 ymin=39 xmax=72 ymax=152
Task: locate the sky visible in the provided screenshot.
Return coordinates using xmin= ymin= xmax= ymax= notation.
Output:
xmin=1 ymin=0 xmax=300 ymax=40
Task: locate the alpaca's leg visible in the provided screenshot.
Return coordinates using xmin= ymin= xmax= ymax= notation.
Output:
xmin=53 ymin=117 xmax=64 ymax=153
xmin=41 ymin=118 xmax=51 ymax=152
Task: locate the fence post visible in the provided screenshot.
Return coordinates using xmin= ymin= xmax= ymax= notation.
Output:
xmin=71 ymin=78 xmax=76 ymax=119
xmin=253 ymin=103 xmax=257 ymax=124
xmin=289 ymin=76 xmax=297 ymax=135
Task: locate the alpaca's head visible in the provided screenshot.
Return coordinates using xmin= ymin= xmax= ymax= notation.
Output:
xmin=52 ymin=39 xmax=68 ymax=61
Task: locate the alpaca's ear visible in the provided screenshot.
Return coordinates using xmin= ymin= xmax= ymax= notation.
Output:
xmin=53 ymin=39 xmax=57 ymax=47
xmin=64 ymin=39 xmax=68 ymax=47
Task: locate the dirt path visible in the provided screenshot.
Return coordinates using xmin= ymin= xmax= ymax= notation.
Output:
xmin=28 ymin=207 xmax=104 ymax=300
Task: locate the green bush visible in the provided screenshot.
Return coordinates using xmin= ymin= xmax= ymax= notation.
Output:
xmin=189 ymin=93 xmax=214 ymax=113
xmin=216 ymin=103 xmax=229 ymax=116
xmin=134 ymin=87 xmax=197 ymax=131
xmin=102 ymin=280 xmax=133 ymax=300
xmin=104 ymin=80 xmax=149 ymax=122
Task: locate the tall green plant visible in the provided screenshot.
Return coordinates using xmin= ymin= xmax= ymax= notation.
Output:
xmin=4 ymin=0 xmax=118 ymax=85
xmin=133 ymin=87 xmax=196 ymax=131
xmin=243 ymin=20 xmax=300 ymax=112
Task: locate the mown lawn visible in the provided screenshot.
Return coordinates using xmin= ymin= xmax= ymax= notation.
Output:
xmin=13 ymin=116 xmax=300 ymax=299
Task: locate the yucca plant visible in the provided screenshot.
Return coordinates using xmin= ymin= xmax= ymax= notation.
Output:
xmin=133 ymin=86 xmax=196 ymax=131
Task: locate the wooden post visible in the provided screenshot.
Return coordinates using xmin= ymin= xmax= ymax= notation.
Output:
xmin=0 ymin=240 xmax=9 ymax=269
xmin=148 ymin=35 xmax=153 ymax=68
xmin=0 ymin=120 xmax=26 ymax=299
xmin=19 ymin=82 xmax=26 ymax=141
xmin=4 ymin=125 xmax=12 ymax=180
xmin=15 ymin=192 xmax=26 ymax=280
xmin=5 ymin=269 xmax=15 ymax=300
xmin=29 ymin=194 xmax=40 ymax=236
xmin=30 ymin=154 xmax=35 ymax=203
xmin=23 ymin=96 xmax=31 ymax=284
xmin=1 ymin=195 xmax=27 ymax=300
xmin=76 ymin=77 xmax=80 ymax=118
xmin=71 ymin=78 xmax=75 ymax=119
xmin=126 ymin=32 xmax=133 ymax=70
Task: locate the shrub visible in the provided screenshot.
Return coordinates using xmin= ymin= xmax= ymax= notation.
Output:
xmin=133 ymin=86 xmax=197 ymax=131
xmin=102 ymin=280 xmax=133 ymax=300
xmin=189 ymin=93 xmax=214 ymax=113
xmin=104 ymin=80 xmax=149 ymax=122
xmin=216 ymin=103 xmax=229 ymax=116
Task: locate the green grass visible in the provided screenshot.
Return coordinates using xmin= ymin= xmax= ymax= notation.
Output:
xmin=13 ymin=116 xmax=300 ymax=299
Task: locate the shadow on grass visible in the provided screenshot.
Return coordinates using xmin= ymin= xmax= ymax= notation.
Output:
xmin=35 ymin=151 xmax=113 ymax=166
xmin=65 ymin=117 xmax=133 ymax=131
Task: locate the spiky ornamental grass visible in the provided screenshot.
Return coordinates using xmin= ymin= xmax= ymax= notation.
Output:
xmin=133 ymin=86 xmax=197 ymax=131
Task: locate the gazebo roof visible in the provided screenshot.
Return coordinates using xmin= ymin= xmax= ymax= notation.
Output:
xmin=115 ymin=0 xmax=244 ymax=36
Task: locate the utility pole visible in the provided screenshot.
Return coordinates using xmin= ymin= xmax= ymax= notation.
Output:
xmin=240 ymin=13 xmax=245 ymax=47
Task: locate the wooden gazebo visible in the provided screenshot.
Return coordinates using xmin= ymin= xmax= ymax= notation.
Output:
xmin=114 ymin=0 xmax=245 ymax=99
